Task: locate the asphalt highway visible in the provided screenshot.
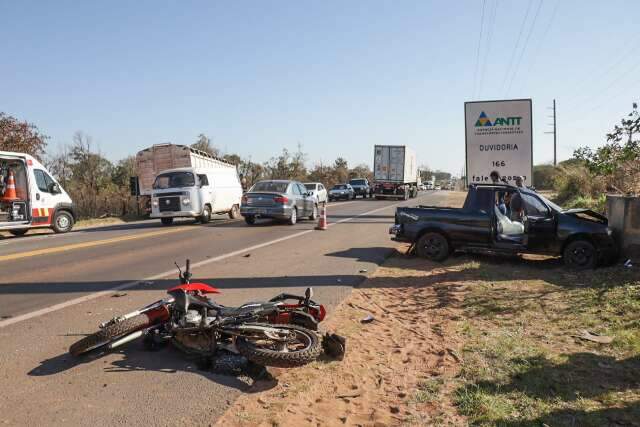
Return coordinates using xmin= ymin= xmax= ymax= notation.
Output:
xmin=0 ymin=192 xmax=452 ymax=426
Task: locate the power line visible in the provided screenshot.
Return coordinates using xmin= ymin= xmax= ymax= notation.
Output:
xmin=472 ymin=0 xmax=487 ymax=99
xmin=563 ymin=41 xmax=640 ymax=111
xmin=518 ymin=0 xmax=560 ymax=92
xmin=501 ymin=0 xmax=533 ymax=95
xmin=478 ymin=0 xmax=499 ymax=99
xmin=505 ymin=0 xmax=544 ymax=96
xmin=564 ymin=76 xmax=640 ymax=125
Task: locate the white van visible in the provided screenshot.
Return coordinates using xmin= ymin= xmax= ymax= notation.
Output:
xmin=0 ymin=151 xmax=76 ymax=235
xmin=150 ymin=167 xmax=242 ymax=225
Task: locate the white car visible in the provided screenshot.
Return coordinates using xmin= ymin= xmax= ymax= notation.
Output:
xmin=304 ymin=182 xmax=328 ymax=204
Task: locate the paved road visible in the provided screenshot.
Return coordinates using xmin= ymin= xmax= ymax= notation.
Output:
xmin=0 ymin=192 xmax=452 ymax=426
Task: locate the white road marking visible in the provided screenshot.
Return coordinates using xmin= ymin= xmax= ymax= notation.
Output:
xmin=0 ymin=197 xmax=420 ymax=329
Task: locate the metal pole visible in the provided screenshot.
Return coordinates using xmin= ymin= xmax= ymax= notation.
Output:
xmin=553 ymin=99 xmax=557 ymax=166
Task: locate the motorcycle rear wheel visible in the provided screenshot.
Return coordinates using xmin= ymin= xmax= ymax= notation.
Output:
xmin=69 ymin=314 xmax=150 ymax=356
xmin=235 ymin=324 xmax=322 ymax=368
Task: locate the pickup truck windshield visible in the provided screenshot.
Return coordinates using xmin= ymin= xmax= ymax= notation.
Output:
xmin=538 ymin=193 xmax=563 ymax=212
xmin=251 ymin=182 xmax=289 ymax=193
xmin=153 ymin=172 xmax=195 ymax=189
xmin=349 ymin=179 xmax=366 ymax=186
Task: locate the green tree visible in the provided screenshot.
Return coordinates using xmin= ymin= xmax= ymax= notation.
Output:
xmin=191 ymin=133 xmax=219 ymax=157
xmin=0 ymin=112 xmax=48 ymax=159
xmin=574 ymin=103 xmax=640 ymax=193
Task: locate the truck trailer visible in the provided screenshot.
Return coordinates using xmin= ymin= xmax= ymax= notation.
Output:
xmin=372 ymin=145 xmax=419 ymax=200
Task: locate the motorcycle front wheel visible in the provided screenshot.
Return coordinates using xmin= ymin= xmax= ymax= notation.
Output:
xmin=69 ymin=314 xmax=150 ymax=356
xmin=235 ymin=324 xmax=322 ymax=368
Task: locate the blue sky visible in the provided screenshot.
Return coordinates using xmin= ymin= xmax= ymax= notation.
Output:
xmin=2 ymin=0 xmax=639 ymax=174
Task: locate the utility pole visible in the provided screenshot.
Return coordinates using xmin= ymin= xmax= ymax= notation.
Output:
xmin=544 ymin=99 xmax=557 ymax=165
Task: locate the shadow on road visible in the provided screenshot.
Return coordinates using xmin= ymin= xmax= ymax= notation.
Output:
xmin=0 ymin=274 xmax=366 ymax=295
xmin=29 ymin=340 xmax=278 ymax=392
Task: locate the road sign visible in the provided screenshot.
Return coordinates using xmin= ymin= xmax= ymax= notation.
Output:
xmin=464 ymin=99 xmax=533 ymax=186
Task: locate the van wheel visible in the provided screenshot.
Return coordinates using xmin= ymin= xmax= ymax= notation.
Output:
xmin=161 ymin=218 xmax=174 ymax=226
xmin=200 ymin=206 xmax=211 ymax=223
xmin=52 ymin=211 xmax=74 ymax=233
xmin=416 ymin=232 xmax=449 ymax=262
xmin=9 ymin=229 xmax=28 ymax=236
xmin=564 ymin=240 xmax=597 ymax=270
xmin=245 ymin=216 xmax=256 ymax=225
xmin=229 ymin=204 xmax=240 ymax=219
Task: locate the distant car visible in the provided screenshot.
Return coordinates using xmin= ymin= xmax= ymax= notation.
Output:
xmin=434 ymin=185 xmax=442 ymax=191
xmin=304 ymin=182 xmax=328 ymax=205
xmin=348 ymin=178 xmax=371 ymax=198
xmin=419 ymin=184 xmax=427 ymax=191
xmin=240 ymin=180 xmax=317 ymax=225
xmin=328 ymin=184 xmax=355 ymax=201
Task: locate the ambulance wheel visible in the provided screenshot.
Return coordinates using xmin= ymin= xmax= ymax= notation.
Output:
xmin=9 ymin=229 xmax=28 ymax=236
xmin=52 ymin=210 xmax=74 ymax=233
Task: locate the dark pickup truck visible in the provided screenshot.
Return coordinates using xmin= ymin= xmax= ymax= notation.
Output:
xmin=390 ymin=183 xmax=617 ymax=269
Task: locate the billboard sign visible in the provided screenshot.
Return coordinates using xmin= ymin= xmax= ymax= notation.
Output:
xmin=464 ymin=99 xmax=533 ymax=186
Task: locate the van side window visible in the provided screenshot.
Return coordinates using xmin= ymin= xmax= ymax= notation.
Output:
xmin=198 ymin=174 xmax=209 ymax=187
xmin=34 ymin=169 xmax=50 ymax=193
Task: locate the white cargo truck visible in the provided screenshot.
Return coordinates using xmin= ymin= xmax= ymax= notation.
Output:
xmin=134 ymin=144 xmax=242 ymax=225
xmin=372 ymin=145 xmax=419 ymax=200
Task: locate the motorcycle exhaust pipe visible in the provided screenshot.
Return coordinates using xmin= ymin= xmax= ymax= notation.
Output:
xmin=107 ymin=330 xmax=144 ymax=350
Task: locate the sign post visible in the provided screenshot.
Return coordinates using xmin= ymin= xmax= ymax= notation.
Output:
xmin=464 ymin=99 xmax=533 ymax=186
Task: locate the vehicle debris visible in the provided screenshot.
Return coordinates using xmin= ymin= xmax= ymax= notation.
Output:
xmin=576 ymin=330 xmax=613 ymax=344
xmin=361 ymin=314 xmax=375 ymax=323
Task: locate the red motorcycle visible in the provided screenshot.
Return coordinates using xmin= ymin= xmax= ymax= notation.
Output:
xmin=70 ymin=260 xmax=326 ymax=368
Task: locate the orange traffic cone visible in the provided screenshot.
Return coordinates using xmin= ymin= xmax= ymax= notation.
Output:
xmin=316 ymin=203 xmax=328 ymax=230
xmin=1 ymin=170 xmax=18 ymax=201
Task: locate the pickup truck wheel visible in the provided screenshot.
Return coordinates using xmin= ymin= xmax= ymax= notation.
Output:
xmin=245 ymin=216 xmax=256 ymax=225
xmin=416 ymin=232 xmax=450 ymax=262
xmin=161 ymin=217 xmax=174 ymax=226
xmin=564 ymin=240 xmax=597 ymax=270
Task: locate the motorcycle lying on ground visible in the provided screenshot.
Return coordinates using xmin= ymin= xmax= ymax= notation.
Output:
xmin=69 ymin=260 xmax=326 ymax=368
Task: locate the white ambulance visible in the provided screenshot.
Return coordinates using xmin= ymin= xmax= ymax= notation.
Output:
xmin=0 ymin=151 xmax=76 ymax=236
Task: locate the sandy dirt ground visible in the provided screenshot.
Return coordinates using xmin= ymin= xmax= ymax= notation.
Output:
xmin=215 ymin=249 xmax=468 ymax=427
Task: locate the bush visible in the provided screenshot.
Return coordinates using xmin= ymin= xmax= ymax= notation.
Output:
xmin=553 ymin=163 xmax=605 ymax=206
xmin=533 ymin=164 xmax=558 ymax=190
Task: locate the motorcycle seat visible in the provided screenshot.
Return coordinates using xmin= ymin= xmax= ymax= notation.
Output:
xmin=217 ymin=302 xmax=279 ymax=318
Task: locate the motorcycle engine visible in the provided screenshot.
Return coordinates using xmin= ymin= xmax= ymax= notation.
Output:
xmin=173 ymin=330 xmax=214 ymax=354
xmin=181 ymin=309 xmax=202 ymax=327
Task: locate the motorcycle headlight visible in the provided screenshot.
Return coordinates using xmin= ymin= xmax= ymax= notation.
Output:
xmin=152 ymin=199 xmax=159 ymax=207
xmin=182 ymin=198 xmax=191 ymax=205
